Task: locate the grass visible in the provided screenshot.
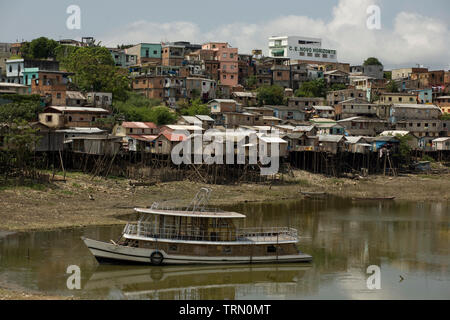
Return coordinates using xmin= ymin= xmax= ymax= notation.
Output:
xmin=72 ymin=183 xmax=82 ymax=189
xmin=330 ymin=178 xmax=344 ymax=185
xmin=418 ymin=174 xmax=441 ymax=180
xmin=0 ymin=180 xmax=48 ymax=191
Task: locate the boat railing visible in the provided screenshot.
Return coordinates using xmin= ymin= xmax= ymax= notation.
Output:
xmin=123 ymin=222 xmax=298 ymax=243
xmin=148 ymin=202 xmax=228 ymax=214
xmin=237 ymin=227 xmax=299 ymax=242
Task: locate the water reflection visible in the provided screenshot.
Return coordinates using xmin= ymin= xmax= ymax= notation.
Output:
xmin=0 ymin=198 xmax=448 ymax=299
xmin=84 ymin=264 xmax=311 ymax=300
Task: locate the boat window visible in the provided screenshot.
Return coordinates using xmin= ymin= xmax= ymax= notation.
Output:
xmin=223 ymin=246 xmax=232 ymax=254
xmin=267 ymin=245 xmax=277 ymax=253
xmin=169 ymin=245 xmax=178 ymax=252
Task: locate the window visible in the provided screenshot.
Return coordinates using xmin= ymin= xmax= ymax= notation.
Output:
xmin=169 ymin=245 xmax=178 ymax=252
xmin=223 ymin=246 xmax=232 ymax=254
xmin=56 ymin=93 xmax=61 ymax=99
xmin=267 ymin=246 xmax=277 ymax=253
xmin=46 ymin=115 xmax=52 ymax=122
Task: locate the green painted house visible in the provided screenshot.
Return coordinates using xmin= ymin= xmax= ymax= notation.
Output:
xmin=126 ymin=43 xmax=162 ymax=64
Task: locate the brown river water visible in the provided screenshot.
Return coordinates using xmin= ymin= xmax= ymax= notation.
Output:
xmin=0 ymin=197 xmax=448 ymax=299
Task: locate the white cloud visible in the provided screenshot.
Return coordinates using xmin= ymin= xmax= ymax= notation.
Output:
xmin=101 ymin=0 xmax=449 ymax=69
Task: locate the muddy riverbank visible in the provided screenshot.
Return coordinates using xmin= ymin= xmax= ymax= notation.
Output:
xmin=0 ymin=169 xmax=449 ymax=233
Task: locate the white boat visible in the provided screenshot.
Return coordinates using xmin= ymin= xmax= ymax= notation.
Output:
xmin=82 ymin=188 xmax=312 ymax=265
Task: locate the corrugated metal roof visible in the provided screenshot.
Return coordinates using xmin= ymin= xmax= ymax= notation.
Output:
xmin=160 ymin=131 xmax=187 ymax=142
xmin=45 ymin=106 xmax=109 ymax=113
xmin=56 ymin=127 xmax=105 ymax=134
xmin=66 ymin=91 xmax=86 ymax=100
xmin=181 ymin=116 xmax=202 ymax=124
xmin=294 ymin=125 xmax=315 ymax=132
xmin=259 ymin=136 xmax=288 ymax=144
xmin=392 ymin=104 xmax=440 ymax=110
xmin=122 ymin=122 xmax=157 ymax=129
xmin=164 ymin=125 xmax=204 ymax=131
xmin=313 ymin=106 xmax=335 ymax=111
xmin=195 ymin=115 xmax=214 ymax=122
xmin=380 ymin=130 xmax=411 ymax=137
xmin=208 ymin=99 xmax=236 ymax=103
xmin=317 ymin=135 xmax=345 ymax=142
xmin=128 ymin=134 xmax=158 ymax=141
xmin=432 ymin=137 xmax=450 ymax=142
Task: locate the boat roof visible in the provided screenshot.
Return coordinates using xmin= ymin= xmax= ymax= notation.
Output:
xmin=134 ymin=208 xmax=246 ymax=219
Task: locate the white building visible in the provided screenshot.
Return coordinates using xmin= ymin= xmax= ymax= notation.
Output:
xmin=268 ymin=36 xmax=337 ymax=63
xmin=5 ymin=59 xmax=24 ymax=84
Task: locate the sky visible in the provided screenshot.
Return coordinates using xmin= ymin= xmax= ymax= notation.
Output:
xmin=1 ymin=0 xmax=449 ymax=70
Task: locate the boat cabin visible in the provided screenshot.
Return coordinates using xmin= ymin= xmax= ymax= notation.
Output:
xmin=131 ymin=208 xmax=246 ymax=242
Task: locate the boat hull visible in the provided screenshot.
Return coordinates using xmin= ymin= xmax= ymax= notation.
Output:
xmin=82 ymin=237 xmax=312 ymax=265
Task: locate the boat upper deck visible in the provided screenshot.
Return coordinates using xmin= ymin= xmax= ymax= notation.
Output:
xmin=134 ymin=208 xmax=246 ymax=219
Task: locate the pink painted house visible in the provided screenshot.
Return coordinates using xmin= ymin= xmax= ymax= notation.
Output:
xmin=202 ymin=42 xmax=239 ymax=88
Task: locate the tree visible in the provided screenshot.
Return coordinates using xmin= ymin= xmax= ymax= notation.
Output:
xmin=180 ymin=98 xmax=210 ymax=116
xmin=148 ymin=106 xmax=177 ymax=125
xmin=295 ymin=79 xmax=327 ymax=98
xmin=363 ymin=57 xmax=383 ymax=66
xmin=245 ymin=76 xmax=257 ymax=89
xmin=385 ymin=80 xmax=399 ymax=93
xmin=256 ymin=85 xmax=285 ymax=106
xmin=112 ymin=92 xmax=176 ymax=124
xmin=395 ymin=134 xmax=412 ymax=165
xmin=20 ymin=37 xmax=60 ymax=59
xmin=329 ymin=83 xmax=347 ymax=91
xmin=190 ymin=89 xmax=201 ymax=100
xmin=63 ymin=46 xmax=130 ymax=101
xmin=0 ymin=99 xmax=42 ymax=123
xmin=3 ymin=120 xmax=41 ymax=175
